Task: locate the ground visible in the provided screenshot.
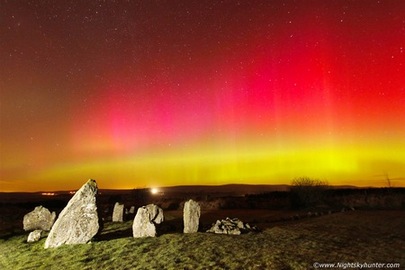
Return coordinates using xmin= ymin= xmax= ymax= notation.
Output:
xmin=1 ymin=210 xmax=404 ymax=269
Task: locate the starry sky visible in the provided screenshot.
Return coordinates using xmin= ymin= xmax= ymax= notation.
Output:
xmin=1 ymin=0 xmax=405 ymax=192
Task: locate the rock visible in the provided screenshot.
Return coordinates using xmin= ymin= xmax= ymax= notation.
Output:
xmin=132 ymin=204 xmax=164 ymax=238
xmin=145 ymin=204 xmax=164 ymax=224
xmin=112 ymin=202 xmax=124 ymax=222
xmin=129 ymin=206 xmax=135 ymax=214
xmin=44 ymin=179 xmax=100 ymax=248
xmin=207 ymin=217 xmax=258 ymax=235
xmin=27 ymin=230 xmax=43 ymax=243
xmin=132 ymin=208 xmax=156 ymax=238
xmin=183 ymin=199 xmax=200 ymax=233
xmin=23 ymin=206 xmax=56 ymax=231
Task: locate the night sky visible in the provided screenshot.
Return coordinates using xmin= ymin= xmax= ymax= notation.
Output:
xmin=1 ymin=0 xmax=405 ymax=192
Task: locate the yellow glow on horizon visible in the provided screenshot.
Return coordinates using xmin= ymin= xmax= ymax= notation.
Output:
xmin=7 ymin=138 xmax=400 ymax=192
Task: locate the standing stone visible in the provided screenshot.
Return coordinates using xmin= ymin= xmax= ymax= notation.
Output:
xmin=183 ymin=199 xmax=200 ymax=233
xmin=44 ymin=179 xmax=100 ymax=248
xmin=23 ymin=206 xmax=56 ymax=231
xmin=132 ymin=204 xmax=164 ymax=238
xmin=112 ymin=202 xmax=124 ymax=222
xmin=129 ymin=206 xmax=135 ymax=214
xmin=145 ymin=204 xmax=164 ymax=224
xmin=27 ymin=230 xmax=43 ymax=242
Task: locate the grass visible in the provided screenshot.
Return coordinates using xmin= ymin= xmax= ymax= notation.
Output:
xmin=1 ymin=210 xmax=404 ymax=269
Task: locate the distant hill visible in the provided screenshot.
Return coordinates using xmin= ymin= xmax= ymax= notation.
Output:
xmin=0 ymin=184 xmax=360 ymax=200
xmin=155 ymin=184 xmax=359 ymax=197
xmin=158 ymin=184 xmax=290 ymax=196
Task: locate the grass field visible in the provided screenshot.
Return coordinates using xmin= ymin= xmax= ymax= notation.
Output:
xmin=1 ymin=210 xmax=404 ymax=269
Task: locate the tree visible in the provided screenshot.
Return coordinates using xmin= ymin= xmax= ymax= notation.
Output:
xmin=290 ymin=177 xmax=329 ymax=209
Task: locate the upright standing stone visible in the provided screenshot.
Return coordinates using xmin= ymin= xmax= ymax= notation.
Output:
xmin=183 ymin=199 xmax=200 ymax=233
xmin=129 ymin=206 xmax=135 ymax=214
xmin=112 ymin=202 xmax=124 ymax=222
xmin=44 ymin=179 xmax=100 ymax=248
xmin=23 ymin=206 xmax=56 ymax=231
xmin=132 ymin=204 xmax=164 ymax=238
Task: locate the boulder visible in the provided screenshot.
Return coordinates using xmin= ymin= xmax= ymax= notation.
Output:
xmin=112 ymin=202 xmax=124 ymax=222
xmin=44 ymin=179 xmax=100 ymax=248
xmin=132 ymin=204 xmax=164 ymax=238
xmin=183 ymin=199 xmax=200 ymax=233
xmin=23 ymin=206 xmax=56 ymax=231
xmin=207 ymin=217 xmax=258 ymax=235
xmin=27 ymin=230 xmax=43 ymax=243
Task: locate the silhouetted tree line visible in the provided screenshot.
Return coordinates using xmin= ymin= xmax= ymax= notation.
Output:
xmin=326 ymin=187 xmax=405 ymax=196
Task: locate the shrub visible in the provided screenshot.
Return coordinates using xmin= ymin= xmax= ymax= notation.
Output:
xmin=290 ymin=177 xmax=329 ymax=209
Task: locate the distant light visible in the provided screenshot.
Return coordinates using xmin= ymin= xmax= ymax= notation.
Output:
xmin=151 ymin=188 xmax=159 ymax=195
xmin=41 ymin=192 xmax=55 ymax=196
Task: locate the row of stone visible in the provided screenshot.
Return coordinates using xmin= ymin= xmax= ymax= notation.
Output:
xmin=23 ymin=179 xmax=257 ymax=248
xmin=22 ymin=180 xmax=102 ymax=247
xmin=112 ymin=203 xmax=145 ymax=222
xmin=23 ymin=179 xmax=205 ymax=248
xmin=133 ymin=199 xmax=202 ymax=237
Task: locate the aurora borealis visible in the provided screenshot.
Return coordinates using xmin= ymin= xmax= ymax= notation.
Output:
xmin=1 ymin=1 xmax=404 ymax=192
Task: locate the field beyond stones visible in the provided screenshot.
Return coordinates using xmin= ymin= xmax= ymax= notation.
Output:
xmin=1 ymin=210 xmax=404 ymax=270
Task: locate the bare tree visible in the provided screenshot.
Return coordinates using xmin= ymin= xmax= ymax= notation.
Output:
xmin=290 ymin=177 xmax=329 ymax=209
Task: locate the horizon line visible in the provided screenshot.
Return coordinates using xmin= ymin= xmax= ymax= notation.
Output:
xmin=2 ymin=183 xmax=403 ymax=194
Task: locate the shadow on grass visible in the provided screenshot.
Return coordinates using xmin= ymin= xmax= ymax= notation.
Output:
xmin=96 ymin=217 xmax=184 ymax=241
xmin=95 ymin=227 xmax=132 ymax=241
xmin=0 ymin=228 xmax=26 ymax=241
xmin=157 ymin=217 xmax=183 ymax=234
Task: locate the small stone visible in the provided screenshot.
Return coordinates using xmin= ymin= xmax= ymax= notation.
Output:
xmin=206 ymin=218 xmax=256 ymax=235
xmin=27 ymin=230 xmax=43 ymax=242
